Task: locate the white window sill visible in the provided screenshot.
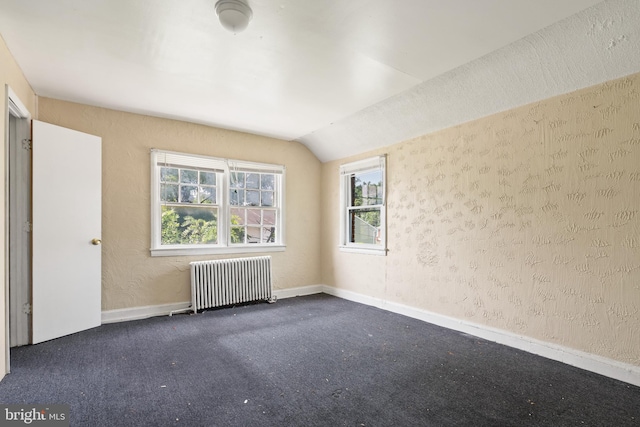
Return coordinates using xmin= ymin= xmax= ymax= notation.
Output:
xmin=151 ymin=245 xmax=286 ymax=257
xmin=339 ymin=245 xmax=387 ymax=256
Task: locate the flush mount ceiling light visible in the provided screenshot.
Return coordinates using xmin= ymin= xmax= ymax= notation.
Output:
xmin=215 ymin=0 xmax=253 ymax=33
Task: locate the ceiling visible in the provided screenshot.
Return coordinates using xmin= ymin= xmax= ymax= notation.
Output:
xmin=1 ymin=0 xmax=639 ymax=162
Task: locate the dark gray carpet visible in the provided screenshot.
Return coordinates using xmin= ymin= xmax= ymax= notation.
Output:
xmin=1 ymin=294 xmax=638 ymax=426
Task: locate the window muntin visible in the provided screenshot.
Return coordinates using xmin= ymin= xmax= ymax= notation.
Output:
xmin=151 ymin=150 xmax=285 ymax=256
xmin=340 ymin=156 xmax=386 ymax=254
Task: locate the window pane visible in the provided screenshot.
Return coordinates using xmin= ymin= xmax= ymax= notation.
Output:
xmin=363 ymin=183 xmax=382 ymax=205
xmin=350 ymin=170 xmax=383 ymax=207
xmin=349 ymin=208 xmax=381 ymax=244
xmin=350 ymin=175 xmax=361 ymax=207
xmin=246 ymin=173 xmax=259 ymax=189
xmin=180 ymin=185 xmax=197 ymax=203
xmin=199 ymin=186 xmax=216 ymax=204
xmin=230 ymin=189 xmax=244 ymax=206
xmin=230 ymin=172 xmax=245 ymax=188
xmin=246 ymin=226 xmax=261 ymax=243
xmin=180 ymin=169 xmax=198 ymax=184
xmin=263 ymin=210 xmax=276 ymax=225
xmin=161 ymin=184 xmax=178 ymax=202
xmin=261 ymin=174 xmax=274 ymax=190
xmin=231 ymin=226 xmax=245 ymax=244
xmin=161 ymin=205 xmax=217 ymax=245
xmin=161 ymin=167 xmax=179 ymax=183
xmin=247 ymin=209 xmax=261 ymax=225
xmin=261 ymin=191 xmax=273 ymax=207
xmin=230 ymin=208 xmax=245 ymax=225
xmin=200 ymin=171 xmax=216 ymax=185
xmin=246 ymin=190 xmax=260 ymax=206
xmin=262 ymin=227 xmax=276 ymax=243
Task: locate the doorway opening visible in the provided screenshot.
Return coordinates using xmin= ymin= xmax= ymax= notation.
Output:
xmin=6 ymin=87 xmax=32 ymax=371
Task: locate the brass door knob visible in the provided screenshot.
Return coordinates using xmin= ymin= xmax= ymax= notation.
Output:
xmin=91 ymin=238 xmax=102 ymax=245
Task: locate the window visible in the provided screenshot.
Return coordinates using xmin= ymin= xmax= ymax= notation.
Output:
xmin=229 ymin=171 xmax=278 ymax=244
xmin=339 ymin=155 xmax=386 ymax=255
xmin=151 ymin=150 xmax=285 ymax=256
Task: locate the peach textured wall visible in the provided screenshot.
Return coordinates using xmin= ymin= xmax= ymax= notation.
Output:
xmin=321 ymin=72 xmax=640 ymax=367
xmin=38 ymin=98 xmax=322 ymax=311
xmin=0 ymin=36 xmax=37 ymax=379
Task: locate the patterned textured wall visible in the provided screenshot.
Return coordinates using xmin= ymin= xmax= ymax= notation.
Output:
xmin=323 ymin=73 xmax=640 ymax=366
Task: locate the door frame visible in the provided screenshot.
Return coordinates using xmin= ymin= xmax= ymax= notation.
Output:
xmin=4 ymin=85 xmax=31 ymax=374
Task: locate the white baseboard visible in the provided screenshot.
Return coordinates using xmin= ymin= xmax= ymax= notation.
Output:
xmin=322 ymin=285 xmax=640 ymax=388
xmin=273 ymin=284 xmax=325 ymax=300
xmin=102 ymin=301 xmax=191 ymax=324
xmin=100 ymin=285 xmax=325 ymax=324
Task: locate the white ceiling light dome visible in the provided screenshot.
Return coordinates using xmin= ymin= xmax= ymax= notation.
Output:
xmin=215 ymin=0 xmax=253 ymax=33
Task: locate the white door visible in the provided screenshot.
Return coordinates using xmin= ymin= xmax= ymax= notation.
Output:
xmin=31 ymin=120 xmax=102 ymax=344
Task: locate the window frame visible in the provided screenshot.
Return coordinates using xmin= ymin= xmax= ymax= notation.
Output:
xmin=339 ymin=155 xmax=387 ymax=255
xmin=150 ymin=149 xmax=286 ymax=257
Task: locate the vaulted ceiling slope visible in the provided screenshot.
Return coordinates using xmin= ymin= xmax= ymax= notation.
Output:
xmin=1 ymin=0 xmax=638 ymax=162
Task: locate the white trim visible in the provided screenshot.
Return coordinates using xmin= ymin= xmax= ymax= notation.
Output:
xmin=101 ymin=285 xmax=325 ymax=323
xmin=151 ymin=244 xmax=286 ymax=257
xmin=278 ymin=168 xmax=286 ymax=245
xmin=339 ymin=155 xmax=383 ymax=175
xmin=151 ymin=149 xmax=285 ymax=174
xmin=7 ymin=87 xmax=31 ymax=119
xmin=273 ymin=285 xmax=325 ymax=299
xmin=228 ymin=158 xmax=286 ymax=175
xmin=322 ymin=286 xmax=640 ymax=388
xmin=4 ymin=88 xmax=9 ymax=375
xmin=4 ymin=86 xmax=31 ymax=375
xmin=101 ymin=302 xmax=192 ymax=324
xmin=338 ymin=245 xmax=387 ymax=256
